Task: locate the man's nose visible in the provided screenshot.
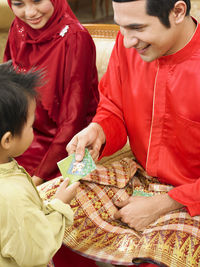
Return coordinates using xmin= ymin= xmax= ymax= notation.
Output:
xmin=120 ymin=28 xmax=139 ymax=48
xmin=123 ymin=35 xmax=138 ymax=49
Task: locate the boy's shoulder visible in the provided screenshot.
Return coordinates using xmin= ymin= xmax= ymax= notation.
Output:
xmin=0 ymin=173 xmax=35 ymax=204
xmin=0 ymin=160 xmax=40 ymax=205
xmin=0 ymin=176 xmax=27 ymax=198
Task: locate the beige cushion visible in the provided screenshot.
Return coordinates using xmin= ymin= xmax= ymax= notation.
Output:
xmin=83 ymin=24 xmax=119 ymax=81
xmin=191 ymin=0 xmax=200 ymax=20
xmin=0 ymin=0 xmax=14 ymax=30
xmin=0 ymin=32 xmax=8 ymax=62
xmin=93 ymin=37 xmax=115 ymax=80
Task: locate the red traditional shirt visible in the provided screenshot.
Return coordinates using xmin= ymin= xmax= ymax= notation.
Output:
xmin=93 ymin=21 xmax=200 ymax=216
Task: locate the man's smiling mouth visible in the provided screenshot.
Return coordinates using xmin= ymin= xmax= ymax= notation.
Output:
xmin=136 ymin=44 xmax=151 ymax=54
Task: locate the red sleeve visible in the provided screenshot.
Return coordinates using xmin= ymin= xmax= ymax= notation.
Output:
xmin=168 ymin=178 xmax=200 ymax=216
xmin=92 ymin=33 xmax=128 ymax=157
xmin=34 ymin=31 xmax=99 ymax=180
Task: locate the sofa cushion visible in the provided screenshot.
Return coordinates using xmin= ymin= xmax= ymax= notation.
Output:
xmin=83 ymin=24 xmax=119 ymax=80
xmin=93 ymin=37 xmax=116 ymax=80
xmin=0 ymin=0 xmax=14 ymax=30
xmin=191 ymin=0 xmax=200 ymax=20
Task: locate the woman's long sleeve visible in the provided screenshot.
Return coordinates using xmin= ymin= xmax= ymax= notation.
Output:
xmin=34 ymin=31 xmax=99 ymax=180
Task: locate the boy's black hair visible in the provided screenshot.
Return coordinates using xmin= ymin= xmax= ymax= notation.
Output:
xmin=0 ymin=62 xmax=40 ymax=139
xmin=112 ymin=0 xmax=191 ymax=28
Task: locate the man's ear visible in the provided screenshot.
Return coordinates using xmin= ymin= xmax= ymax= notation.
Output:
xmin=1 ymin=132 xmax=13 ymax=150
xmin=172 ymin=1 xmax=187 ymax=24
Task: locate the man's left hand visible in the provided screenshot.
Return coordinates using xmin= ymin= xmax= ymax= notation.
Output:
xmin=114 ymin=194 xmax=183 ymax=231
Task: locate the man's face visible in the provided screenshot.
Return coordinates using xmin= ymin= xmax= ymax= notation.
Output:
xmin=113 ymin=0 xmax=179 ymax=62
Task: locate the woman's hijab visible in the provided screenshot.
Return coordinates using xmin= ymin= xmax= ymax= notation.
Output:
xmin=5 ymin=0 xmax=82 ymax=120
xmin=7 ymin=0 xmax=78 ymax=43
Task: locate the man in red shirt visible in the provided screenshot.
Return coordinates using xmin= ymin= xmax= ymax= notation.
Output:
xmin=67 ymin=0 xmax=200 ymax=258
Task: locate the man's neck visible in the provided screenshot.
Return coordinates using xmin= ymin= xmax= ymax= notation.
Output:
xmin=174 ymin=16 xmax=197 ymax=53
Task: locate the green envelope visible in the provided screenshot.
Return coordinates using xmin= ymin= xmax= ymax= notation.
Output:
xmin=57 ymin=148 xmax=96 ymax=185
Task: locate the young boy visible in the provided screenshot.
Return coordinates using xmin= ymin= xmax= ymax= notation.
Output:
xmin=0 ymin=63 xmax=80 ymax=267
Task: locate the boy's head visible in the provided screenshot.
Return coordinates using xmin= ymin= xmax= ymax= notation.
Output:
xmin=0 ymin=62 xmax=40 ymax=159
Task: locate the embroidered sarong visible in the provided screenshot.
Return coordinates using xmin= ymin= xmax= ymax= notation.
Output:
xmin=38 ymin=157 xmax=200 ymax=267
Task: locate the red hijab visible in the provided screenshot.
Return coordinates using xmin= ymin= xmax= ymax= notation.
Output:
xmin=5 ymin=0 xmax=81 ymax=121
xmin=7 ymin=0 xmax=78 ymax=43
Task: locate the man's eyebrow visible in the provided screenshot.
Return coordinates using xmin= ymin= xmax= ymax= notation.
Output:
xmin=114 ymin=19 xmax=146 ymax=29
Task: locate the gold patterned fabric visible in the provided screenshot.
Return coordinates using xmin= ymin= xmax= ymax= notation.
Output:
xmin=37 ymin=158 xmax=200 ymax=267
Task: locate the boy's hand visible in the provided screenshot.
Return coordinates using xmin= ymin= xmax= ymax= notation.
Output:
xmin=55 ymin=178 xmax=80 ymax=204
xmin=32 ymin=175 xmax=44 ymax=186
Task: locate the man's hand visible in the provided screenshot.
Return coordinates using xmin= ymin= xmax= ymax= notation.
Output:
xmin=114 ymin=194 xmax=184 ymax=231
xmin=66 ymin=122 xmax=106 ymax=162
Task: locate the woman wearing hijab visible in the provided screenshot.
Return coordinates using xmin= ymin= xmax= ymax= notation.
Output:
xmin=4 ymin=0 xmax=99 ymax=186
xmin=4 ymin=0 xmax=99 ymax=266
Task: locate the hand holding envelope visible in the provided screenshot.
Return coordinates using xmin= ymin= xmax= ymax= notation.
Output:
xmin=57 ymin=148 xmax=96 ymax=185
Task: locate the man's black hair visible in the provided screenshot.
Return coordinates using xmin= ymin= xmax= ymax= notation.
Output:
xmin=0 ymin=62 xmax=41 ymax=139
xmin=112 ymin=0 xmax=191 ymax=28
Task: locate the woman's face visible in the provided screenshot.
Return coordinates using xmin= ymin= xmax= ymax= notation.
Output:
xmin=10 ymin=0 xmax=54 ymax=29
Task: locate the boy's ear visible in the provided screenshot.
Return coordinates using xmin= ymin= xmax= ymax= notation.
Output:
xmin=1 ymin=132 xmax=13 ymax=150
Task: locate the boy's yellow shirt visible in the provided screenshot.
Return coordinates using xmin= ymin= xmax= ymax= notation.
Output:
xmin=0 ymin=159 xmax=73 ymax=267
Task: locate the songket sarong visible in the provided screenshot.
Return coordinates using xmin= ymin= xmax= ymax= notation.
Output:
xmin=38 ymin=156 xmax=200 ymax=267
